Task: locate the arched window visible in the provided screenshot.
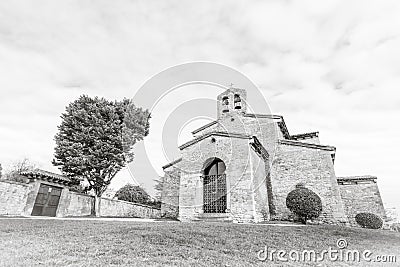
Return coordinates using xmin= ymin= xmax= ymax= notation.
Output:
xmin=204 ymin=158 xmax=226 ymax=176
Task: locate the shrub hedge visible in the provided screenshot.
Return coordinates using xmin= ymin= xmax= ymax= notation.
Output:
xmin=286 ymin=187 xmax=322 ymax=224
xmin=355 ymin=213 xmax=383 ymax=229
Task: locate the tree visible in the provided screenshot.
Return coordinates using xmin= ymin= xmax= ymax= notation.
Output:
xmin=52 ymin=95 xmax=150 ymax=216
xmin=10 ymin=158 xmax=37 ymax=174
xmin=286 ymin=187 xmax=322 ymax=224
xmin=115 ymin=184 xmax=151 ymax=204
xmin=3 ymin=158 xmax=37 ymax=182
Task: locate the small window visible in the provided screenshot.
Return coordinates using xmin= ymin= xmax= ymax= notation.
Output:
xmin=222 ymin=96 xmax=229 ymax=112
xmin=234 ymin=94 xmax=241 ymax=109
xmin=222 ymin=96 xmax=229 ymax=105
xmin=234 ymin=94 xmax=241 ymax=103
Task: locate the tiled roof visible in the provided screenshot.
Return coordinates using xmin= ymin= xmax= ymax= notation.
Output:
xmin=21 ymin=169 xmax=79 ymax=185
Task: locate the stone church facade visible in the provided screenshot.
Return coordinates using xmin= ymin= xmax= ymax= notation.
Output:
xmin=161 ymin=88 xmax=385 ymax=225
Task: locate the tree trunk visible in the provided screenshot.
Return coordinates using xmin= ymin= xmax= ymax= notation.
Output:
xmin=93 ymin=195 xmax=101 ymax=217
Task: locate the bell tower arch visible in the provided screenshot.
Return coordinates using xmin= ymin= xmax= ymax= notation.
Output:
xmin=217 ymin=87 xmax=247 ymax=118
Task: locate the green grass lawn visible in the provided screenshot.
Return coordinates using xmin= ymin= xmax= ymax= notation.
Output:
xmin=0 ymin=218 xmax=399 ymax=266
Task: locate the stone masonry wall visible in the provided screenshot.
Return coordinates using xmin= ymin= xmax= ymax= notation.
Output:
xmin=270 ymin=143 xmax=348 ymax=224
xmin=0 ymin=180 xmax=32 ymax=216
xmin=194 ymin=115 xmax=279 ymax=160
xmin=244 ymin=116 xmax=280 ymax=158
xmin=0 ymin=180 xmax=160 ymax=218
xmin=161 ymin=165 xmax=181 ymax=218
xmin=100 ymin=198 xmax=161 ymax=218
xmin=249 ymin=147 xmax=269 ymax=222
xmin=62 ymin=192 xmax=161 ymax=218
xmin=177 ymin=133 xmax=265 ymax=223
xmin=172 ymin=111 xmax=281 ymax=223
xmin=339 ymin=182 xmax=386 ymax=226
xmin=61 ymin=191 xmax=93 ymax=217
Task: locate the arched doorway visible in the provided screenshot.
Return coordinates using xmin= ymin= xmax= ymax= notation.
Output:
xmin=202 ymin=158 xmax=227 ymax=213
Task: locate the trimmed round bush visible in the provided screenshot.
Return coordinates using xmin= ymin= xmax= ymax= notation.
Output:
xmin=286 ymin=187 xmax=322 ymax=224
xmin=355 ymin=213 xmax=383 ymax=229
xmin=115 ymin=184 xmax=151 ymax=204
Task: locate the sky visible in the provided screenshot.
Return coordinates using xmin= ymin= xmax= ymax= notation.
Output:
xmin=0 ymin=0 xmax=399 ymax=214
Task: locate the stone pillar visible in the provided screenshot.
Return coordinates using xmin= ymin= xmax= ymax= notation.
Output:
xmin=21 ymin=180 xmax=40 ymax=216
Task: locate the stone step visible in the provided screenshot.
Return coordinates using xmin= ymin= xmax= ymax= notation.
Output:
xmin=193 ymin=218 xmax=233 ymax=223
xmin=194 ymin=213 xmax=233 ymax=222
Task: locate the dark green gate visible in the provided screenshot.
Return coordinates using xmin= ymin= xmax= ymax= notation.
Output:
xmin=31 ymin=184 xmax=62 ymax=217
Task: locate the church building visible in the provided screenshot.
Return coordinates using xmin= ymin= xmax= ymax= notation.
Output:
xmin=161 ymin=87 xmax=385 ymax=225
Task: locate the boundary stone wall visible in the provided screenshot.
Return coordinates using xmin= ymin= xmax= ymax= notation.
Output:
xmin=0 ymin=180 xmax=32 ymax=216
xmin=0 ymin=180 xmax=160 ymax=218
xmin=62 ymin=191 xmax=93 ymax=217
xmin=100 ymin=198 xmax=160 ymax=218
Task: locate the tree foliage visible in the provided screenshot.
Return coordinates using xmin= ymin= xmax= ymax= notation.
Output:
xmin=52 ymin=95 xmax=150 ymax=199
xmin=286 ymin=187 xmax=322 ymax=224
xmin=115 ymin=184 xmax=151 ymax=204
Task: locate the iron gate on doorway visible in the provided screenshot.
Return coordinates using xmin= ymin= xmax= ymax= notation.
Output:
xmin=202 ymin=158 xmax=227 ymax=213
xmin=203 ymin=174 xmax=227 ymax=213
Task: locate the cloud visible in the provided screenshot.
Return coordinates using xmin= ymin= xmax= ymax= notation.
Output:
xmin=0 ymin=0 xmax=399 ymax=209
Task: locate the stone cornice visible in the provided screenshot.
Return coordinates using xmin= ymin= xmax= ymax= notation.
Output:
xmin=278 ymin=139 xmax=336 ymax=151
xmin=250 ymin=136 xmax=269 ymax=160
xmin=162 ymin=158 xmax=183 ymax=170
xmin=277 ymin=118 xmax=291 ymax=139
xmin=179 ymin=131 xmax=252 ymax=150
xmin=337 ymin=175 xmax=377 ymax=182
xmin=243 ymin=113 xmax=282 ymax=120
xmin=191 ymin=120 xmax=218 ymax=134
xmin=291 ymin=132 xmax=319 ymax=140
